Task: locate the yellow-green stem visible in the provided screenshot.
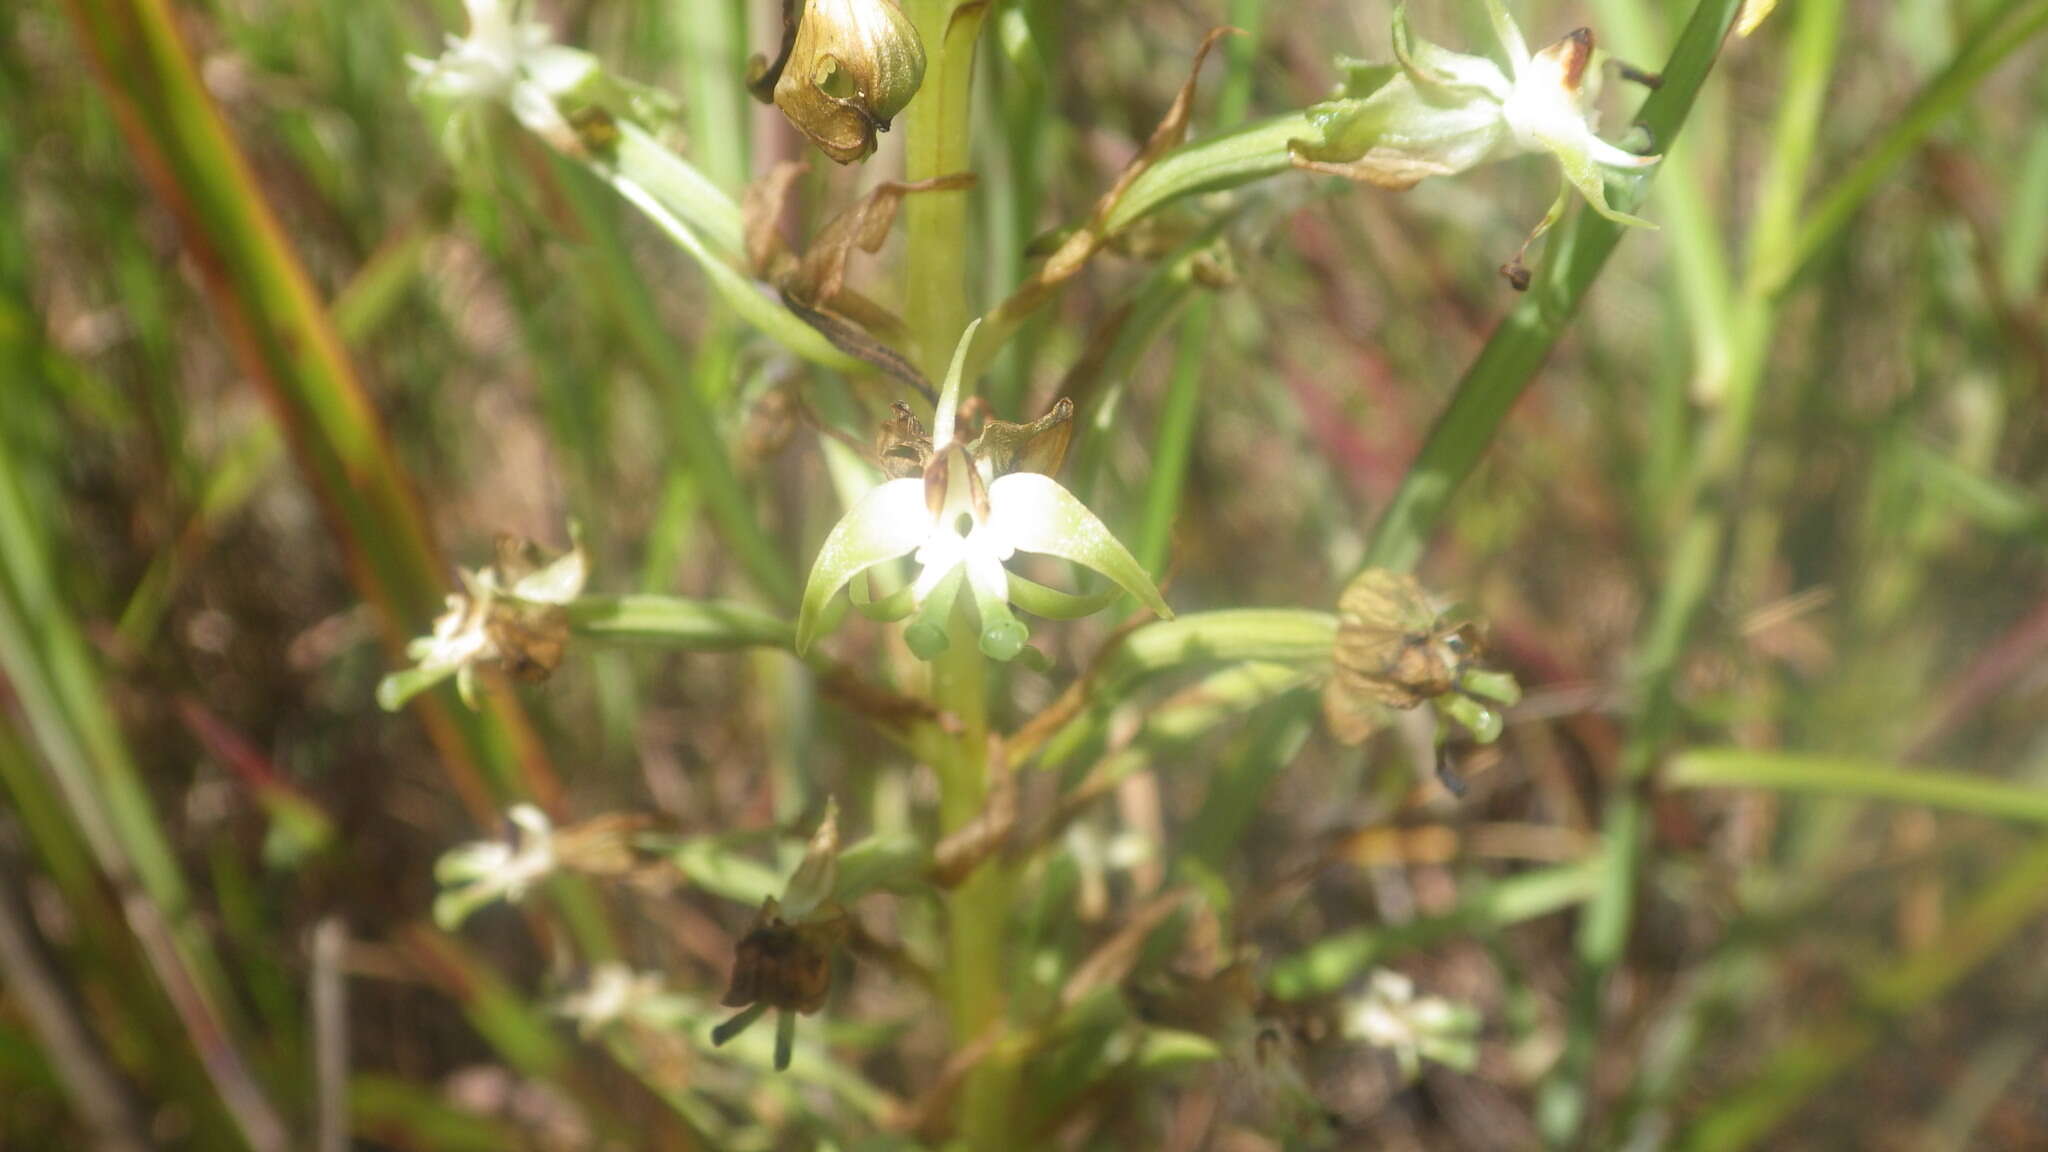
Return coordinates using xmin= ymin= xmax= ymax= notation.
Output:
xmin=903 ymin=3 xmax=1013 ymax=1146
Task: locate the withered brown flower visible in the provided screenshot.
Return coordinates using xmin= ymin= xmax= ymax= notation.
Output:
xmin=751 ymin=0 xmax=926 ymax=164
xmin=1322 ymin=568 xmax=1486 ymax=745
xmin=721 ymin=896 xmax=850 ymax=1017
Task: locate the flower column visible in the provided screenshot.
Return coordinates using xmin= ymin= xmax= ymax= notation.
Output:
xmin=901 ymin=2 xmax=1009 ymax=1144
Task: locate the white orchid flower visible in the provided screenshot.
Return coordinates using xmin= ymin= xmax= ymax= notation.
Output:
xmin=1294 ymin=0 xmax=1660 ymax=231
xmin=378 ymin=526 xmax=588 ymax=711
xmin=555 ymin=964 xmax=668 ymax=1038
xmin=432 ymin=804 xmax=557 ymax=929
xmin=1343 ymin=969 xmax=1480 ymax=1082
xmin=408 ymin=0 xmax=601 ymax=155
xmin=796 ymin=321 xmax=1171 ymax=661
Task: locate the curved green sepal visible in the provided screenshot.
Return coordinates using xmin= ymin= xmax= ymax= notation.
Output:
xmin=1546 ymin=138 xmax=1657 ymax=229
xmin=1006 ymin=570 xmax=1124 ymax=620
xmin=796 ymin=478 xmax=928 ymax=653
xmin=989 ymin=473 xmax=1173 ymax=621
xmin=1459 ymin=668 xmax=1522 ymax=707
xmin=849 ymin=571 xmax=918 ymax=622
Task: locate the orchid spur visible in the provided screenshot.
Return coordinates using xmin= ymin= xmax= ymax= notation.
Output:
xmin=796 ymin=321 xmax=1172 ymax=661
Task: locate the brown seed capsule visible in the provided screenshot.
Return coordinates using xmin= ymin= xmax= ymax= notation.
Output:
xmin=772 ymin=0 xmax=927 ymax=164
xmin=1322 ymin=569 xmax=1488 ymax=744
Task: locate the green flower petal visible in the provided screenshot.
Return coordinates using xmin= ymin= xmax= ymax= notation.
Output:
xmin=904 ymin=565 xmax=965 ymax=659
xmin=1459 ymin=668 xmax=1522 ymax=707
xmin=1542 ymin=131 xmax=1657 ymax=229
xmin=1391 ymin=4 xmax=1508 ymax=100
xmin=780 ymin=799 xmax=839 ymax=919
xmin=1479 ymin=0 xmax=1530 ymax=74
xmin=510 ymin=521 xmax=588 ymax=604
xmin=1006 ymin=570 xmax=1124 ymax=620
xmin=930 ymin=318 xmax=981 ymax=452
xmin=965 ymin=549 xmax=1028 ymax=661
xmin=988 ymin=473 xmax=1172 ymax=622
xmin=796 ymin=477 xmax=930 ymax=653
xmin=848 ymin=570 xmax=918 ymax=621
xmin=1439 ymin=694 xmax=1503 ymax=744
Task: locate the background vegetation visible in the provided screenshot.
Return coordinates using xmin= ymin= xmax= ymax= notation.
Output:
xmin=4 ymin=0 xmax=2048 ymax=1148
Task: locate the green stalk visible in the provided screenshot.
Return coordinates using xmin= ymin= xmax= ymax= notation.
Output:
xmin=1666 ymin=749 xmax=2048 ymax=824
xmin=1763 ymin=0 xmax=2048 ymax=295
xmin=903 ymin=4 xmax=1013 ymax=1145
xmin=0 ymin=435 xmax=288 ymax=1151
xmin=1540 ymin=0 xmax=1843 ymax=1141
xmin=1361 ymin=0 xmax=1746 ymax=574
xmin=1136 ymin=0 xmax=1263 ymax=577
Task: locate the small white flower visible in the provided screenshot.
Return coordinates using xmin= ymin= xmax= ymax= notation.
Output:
xmin=1343 ymin=968 xmax=1480 ymax=1081
xmin=797 ymin=321 xmax=1171 ymax=660
xmin=1295 ymin=0 xmax=1659 ymax=229
xmin=555 ymin=964 xmax=666 ymax=1038
xmin=433 ymin=805 xmax=558 ymax=929
xmin=409 ymin=0 xmax=600 ymax=153
xmin=379 ymin=527 xmax=587 ymax=711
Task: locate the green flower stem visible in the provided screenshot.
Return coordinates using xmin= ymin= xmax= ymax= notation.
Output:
xmin=1134 ymin=4 xmax=1261 ymax=577
xmin=1102 ymin=112 xmax=1313 ymax=237
xmin=902 ymin=4 xmax=1013 ymax=1145
xmin=1541 ymin=0 xmax=1841 ymax=1142
xmin=904 ymin=0 xmax=987 ymax=380
xmin=1361 ymin=0 xmax=1746 ymax=576
xmin=1666 ymin=749 xmax=2048 ymax=825
xmin=567 ymin=596 xmax=795 ymax=650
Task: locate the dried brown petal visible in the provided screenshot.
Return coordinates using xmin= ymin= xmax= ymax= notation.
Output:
xmin=876 ymin=401 xmax=933 ymax=479
xmin=721 ymin=897 xmax=850 ymax=1016
xmin=1323 ymin=569 xmax=1493 ymax=745
xmin=970 ymin=397 xmax=1073 ymax=479
xmin=773 ymin=0 xmax=927 ymax=165
xmin=484 ymin=600 xmax=569 ymax=683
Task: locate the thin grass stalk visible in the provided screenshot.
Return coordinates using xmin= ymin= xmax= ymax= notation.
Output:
xmin=1136 ymin=0 xmax=1262 ymax=577
xmin=550 ymin=157 xmax=797 ymax=606
xmin=1764 ymin=0 xmax=2048 ymax=295
xmin=1361 ymin=0 xmax=1747 ymax=575
xmin=0 ymin=437 xmax=290 ymax=1151
xmin=1540 ymin=0 xmax=1844 ymax=1140
xmin=0 ymin=860 xmax=151 ymax=1152
xmin=58 ymin=0 xmax=557 ymax=818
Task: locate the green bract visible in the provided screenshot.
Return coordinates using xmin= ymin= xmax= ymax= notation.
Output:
xmin=796 ymin=322 xmax=1172 ymax=660
xmin=1294 ymin=0 xmax=1659 ymax=228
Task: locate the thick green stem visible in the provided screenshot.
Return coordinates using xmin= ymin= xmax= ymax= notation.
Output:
xmin=904 ymin=0 xmax=985 ymax=380
xmin=903 ymin=4 xmax=1013 ymax=1145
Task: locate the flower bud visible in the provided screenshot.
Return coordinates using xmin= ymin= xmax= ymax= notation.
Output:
xmin=774 ymin=0 xmax=927 ymax=164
